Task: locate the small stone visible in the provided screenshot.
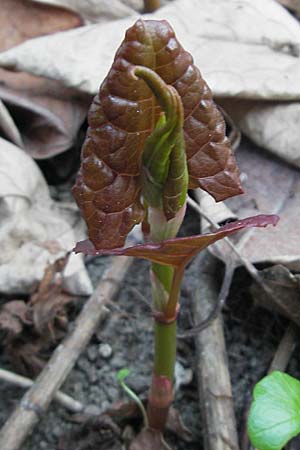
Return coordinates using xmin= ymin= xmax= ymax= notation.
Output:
xmin=52 ymin=426 xmax=61 ymax=438
xmin=127 ymin=374 xmax=148 ymax=394
xmin=87 ymin=345 xmax=98 ymax=362
xmin=88 ymin=366 xmax=98 ymax=384
xmin=106 ymin=386 xmax=118 ymax=401
xmin=98 ymin=343 xmax=113 ymax=359
xmin=77 ymin=357 xmax=90 ymax=374
xmin=111 ymin=355 xmax=127 ymax=369
xmin=84 ymin=404 xmax=102 ymax=416
xmin=174 ymin=361 xmax=193 ymax=391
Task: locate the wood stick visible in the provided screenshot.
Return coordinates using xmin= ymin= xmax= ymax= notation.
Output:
xmin=0 ymin=368 xmax=84 ymax=413
xmin=0 ymin=256 xmax=132 ymax=450
xmin=192 ymin=251 xmax=239 ymax=450
xmin=144 ymin=0 xmax=160 ymax=12
xmin=268 ymin=322 xmax=298 ymax=374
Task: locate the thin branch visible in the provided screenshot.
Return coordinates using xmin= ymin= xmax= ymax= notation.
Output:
xmin=0 ymin=256 xmax=133 ymax=450
xmin=187 ymin=195 xmax=271 ymax=287
xmin=193 ymin=251 xmax=240 ymax=450
xmin=178 ymin=262 xmax=235 ymax=338
xmin=268 ymin=322 xmax=298 ymax=374
xmin=0 ymin=368 xmax=84 ymax=413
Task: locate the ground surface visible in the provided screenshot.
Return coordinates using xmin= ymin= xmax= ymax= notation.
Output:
xmin=0 ymin=201 xmax=292 ymax=450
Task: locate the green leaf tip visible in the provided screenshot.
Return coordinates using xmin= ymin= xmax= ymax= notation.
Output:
xmin=116 ymin=368 xmax=131 ymax=383
xmin=132 ymin=66 xmax=188 ymax=221
xmin=248 ymin=371 xmax=300 ymax=450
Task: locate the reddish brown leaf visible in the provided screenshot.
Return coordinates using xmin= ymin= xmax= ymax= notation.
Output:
xmin=75 ymin=215 xmax=279 ymax=268
xmin=72 ymin=19 xmax=243 ymax=250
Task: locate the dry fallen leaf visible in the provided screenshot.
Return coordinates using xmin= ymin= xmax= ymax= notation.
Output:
xmin=0 ymin=255 xmax=79 ymax=376
xmin=0 ymin=0 xmax=90 ymax=159
xmin=0 ymin=301 xmax=29 ymax=337
xmin=129 ymin=428 xmax=172 ymax=450
xmin=277 ymin=0 xmax=300 ymax=13
xmin=202 ymin=139 xmax=300 ymax=270
xmin=0 ymin=137 xmax=93 ymax=296
xmin=220 ymin=99 xmax=300 ymax=169
xmin=251 ymin=265 xmax=300 ymax=325
xmin=33 ymin=0 xmax=141 ymax=24
xmin=0 ymin=73 xmax=91 ymax=159
xmin=1 ymin=0 xmax=299 ymax=99
xmin=0 ymin=98 xmax=23 ymax=148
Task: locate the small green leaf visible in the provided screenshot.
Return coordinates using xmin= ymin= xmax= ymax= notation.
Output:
xmin=133 ymin=66 xmax=188 ymax=220
xmin=248 ymin=371 xmax=300 ymax=450
xmin=116 ymin=368 xmax=130 ymax=383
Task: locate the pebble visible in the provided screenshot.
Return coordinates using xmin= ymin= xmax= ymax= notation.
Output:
xmin=127 ymin=374 xmax=149 ymax=394
xmin=174 ymin=361 xmax=193 ymax=391
xmin=111 ymin=355 xmax=127 ymax=369
xmin=88 ymin=366 xmax=98 ymax=384
xmin=99 ymin=343 xmax=113 ymax=359
xmin=52 ymin=426 xmax=61 ymax=438
xmin=84 ymin=404 xmax=102 ymax=416
xmin=87 ymin=345 xmax=98 ymax=362
xmin=77 ymin=357 xmax=90 ymax=374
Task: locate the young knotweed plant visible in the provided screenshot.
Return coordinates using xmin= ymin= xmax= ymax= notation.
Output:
xmin=72 ymin=19 xmax=279 ymax=434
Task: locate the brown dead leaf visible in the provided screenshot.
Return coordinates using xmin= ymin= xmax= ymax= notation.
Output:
xmin=129 ymin=428 xmax=172 ymax=450
xmin=166 ymin=407 xmax=193 ymax=442
xmin=0 ymin=255 xmax=78 ymax=376
xmin=205 ymin=139 xmax=300 ymax=270
xmin=0 ymin=0 xmax=81 ymax=50
xmin=29 ymin=254 xmax=74 ymax=338
xmin=33 ymin=0 xmax=141 ymax=24
xmin=277 ymin=0 xmax=300 ymax=13
xmin=0 ymin=0 xmax=90 ymax=158
xmin=251 ymin=265 xmax=300 ymax=325
xmin=0 ymin=72 xmax=91 ymax=158
xmin=58 ymin=413 xmax=122 ymax=450
xmin=0 ymin=98 xmax=23 ymax=147
xmin=0 ymin=300 xmax=28 ymax=337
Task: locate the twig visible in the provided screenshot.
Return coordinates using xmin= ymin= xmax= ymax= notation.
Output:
xmin=178 ymin=262 xmax=235 ymax=338
xmin=192 ymin=251 xmax=239 ymax=450
xmin=144 ymin=0 xmax=160 ymax=12
xmin=0 ymin=368 xmax=84 ymax=413
xmin=187 ymin=195 xmax=262 ymax=284
xmin=0 ymin=256 xmax=133 ymax=450
xmin=268 ymin=322 xmax=298 ymax=373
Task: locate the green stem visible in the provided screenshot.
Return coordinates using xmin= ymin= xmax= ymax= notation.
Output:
xmin=147 ymin=320 xmax=176 ymax=430
xmin=165 ymin=266 xmax=184 ymax=320
xmin=154 ymin=321 xmax=176 ymax=380
xmin=120 ymin=381 xmax=149 ymax=428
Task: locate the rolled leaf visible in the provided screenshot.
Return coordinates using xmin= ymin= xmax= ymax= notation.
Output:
xmin=134 ymin=66 xmax=188 ymax=220
xmin=72 ymin=19 xmax=243 ymax=249
xmin=74 ymin=215 xmax=279 ymax=268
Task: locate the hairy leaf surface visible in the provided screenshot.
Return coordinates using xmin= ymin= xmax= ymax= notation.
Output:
xmin=73 ymin=19 xmax=243 ymax=249
xmin=74 ymin=215 xmax=279 ymax=268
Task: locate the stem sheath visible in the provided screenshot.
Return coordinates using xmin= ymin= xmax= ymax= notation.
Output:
xmin=148 ymin=320 xmax=176 ymax=430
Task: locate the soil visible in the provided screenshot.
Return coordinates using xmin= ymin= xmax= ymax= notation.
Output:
xmin=0 ymin=203 xmax=294 ymax=450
